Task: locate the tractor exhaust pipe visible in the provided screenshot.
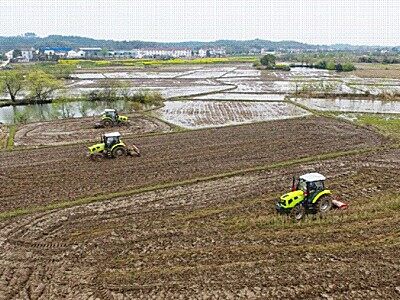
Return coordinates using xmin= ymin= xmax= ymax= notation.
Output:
xmin=291 ymin=176 xmax=296 ymax=191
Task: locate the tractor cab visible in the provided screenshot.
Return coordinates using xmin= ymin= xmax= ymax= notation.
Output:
xmin=103 ymin=132 xmax=121 ymax=150
xmin=296 ymin=173 xmax=326 ymax=202
xmin=102 ymin=109 xmax=119 ymax=122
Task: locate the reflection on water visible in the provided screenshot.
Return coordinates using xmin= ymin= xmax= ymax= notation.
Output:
xmin=293 ymin=98 xmax=400 ymax=114
xmin=0 ymin=100 xmax=137 ymax=124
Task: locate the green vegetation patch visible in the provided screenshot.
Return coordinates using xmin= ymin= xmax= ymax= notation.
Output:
xmin=6 ymin=125 xmax=16 ymax=150
xmin=59 ymin=56 xmax=257 ymax=68
xmin=356 ymin=114 xmax=400 ymax=140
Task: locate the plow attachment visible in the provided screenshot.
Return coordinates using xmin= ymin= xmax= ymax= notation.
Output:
xmin=332 ymin=198 xmax=348 ymax=210
xmin=127 ymin=145 xmax=141 ymax=157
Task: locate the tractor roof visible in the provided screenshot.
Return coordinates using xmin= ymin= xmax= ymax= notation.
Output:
xmin=103 ymin=109 xmax=116 ymax=112
xmin=104 ymin=132 xmax=121 ymax=138
xmin=300 ymin=173 xmax=326 ymax=182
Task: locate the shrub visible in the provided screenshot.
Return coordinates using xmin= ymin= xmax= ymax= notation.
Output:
xmin=275 ymin=64 xmax=291 ymax=71
xmin=130 ymin=90 xmax=164 ymax=105
xmin=342 ymin=62 xmax=356 ymax=72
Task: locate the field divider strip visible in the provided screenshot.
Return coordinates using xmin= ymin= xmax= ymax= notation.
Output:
xmin=6 ymin=125 xmax=16 ymax=150
xmin=0 ymin=146 xmax=383 ymax=221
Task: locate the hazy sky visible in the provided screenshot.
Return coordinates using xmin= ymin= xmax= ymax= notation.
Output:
xmin=1 ymin=0 xmax=399 ymax=45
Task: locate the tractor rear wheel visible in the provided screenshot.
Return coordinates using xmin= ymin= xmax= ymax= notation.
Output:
xmin=112 ymin=146 xmax=126 ymax=158
xmin=290 ymin=204 xmax=305 ymax=221
xmin=103 ymin=119 xmax=112 ymax=127
xmin=316 ymin=195 xmax=333 ymax=214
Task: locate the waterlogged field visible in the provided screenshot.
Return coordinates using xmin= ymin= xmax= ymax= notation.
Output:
xmin=154 ymin=101 xmax=311 ymax=128
xmin=293 ymin=98 xmax=400 ymax=114
xmin=192 ymin=93 xmax=286 ymax=101
xmin=68 ymin=85 xmax=232 ymax=99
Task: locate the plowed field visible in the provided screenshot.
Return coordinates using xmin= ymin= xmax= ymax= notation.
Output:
xmin=0 ymin=116 xmax=384 ymax=213
xmin=0 ymin=115 xmax=398 ymax=299
xmin=13 ymin=114 xmax=172 ymax=147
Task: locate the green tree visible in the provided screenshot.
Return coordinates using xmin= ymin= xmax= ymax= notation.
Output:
xmin=342 ymin=62 xmax=356 ymax=72
xmin=27 ymin=70 xmax=63 ymax=101
xmin=0 ymin=69 xmax=25 ymax=102
xmin=326 ymin=61 xmax=336 ymax=70
xmin=260 ymin=54 xmax=276 ymax=68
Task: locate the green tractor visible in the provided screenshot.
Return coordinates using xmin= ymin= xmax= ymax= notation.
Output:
xmin=94 ymin=109 xmax=129 ymax=128
xmin=276 ymin=173 xmax=334 ymax=220
xmin=88 ymin=132 xmax=140 ymax=161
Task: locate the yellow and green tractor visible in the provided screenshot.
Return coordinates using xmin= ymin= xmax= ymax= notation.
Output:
xmin=88 ymin=132 xmax=140 ymax=161
xmin=276 ymin=173 xmax=344 ymax=220
xmin=94 ymin=109 xmax=129 ymax=128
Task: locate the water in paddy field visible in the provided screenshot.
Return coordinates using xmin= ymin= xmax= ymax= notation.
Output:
xmin=293 ymin=98 xmax=400 ymax=114
xmin=153 ymin=100 xmax=311 ymax=129
xmin=0 ymin=100 xmax=136 ymax=124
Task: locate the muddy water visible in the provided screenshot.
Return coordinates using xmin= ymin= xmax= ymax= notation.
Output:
xmin=293 ymin=98 xmax=400 ymax=114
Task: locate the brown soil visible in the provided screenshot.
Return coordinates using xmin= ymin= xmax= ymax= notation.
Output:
xmin=0 ymin=116 xmax=384 ymax=213
xmin=13 ymin=114 xmax=172 ymax=147
xmin=0 ymin=116 xmax=398 ymax=299
xmin=0 ymin=148 xmax=398 ymax=299
xmin=351 ymin=63 xmax=400 ymax=79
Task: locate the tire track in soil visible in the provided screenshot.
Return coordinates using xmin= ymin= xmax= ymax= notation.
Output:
xmin=0 ymin=148 xmax=399 ymax=298
xmin=13 ymin=114 xmax=172 ymax=148
xmin=0 ymin=116 xmax=386 ymax=214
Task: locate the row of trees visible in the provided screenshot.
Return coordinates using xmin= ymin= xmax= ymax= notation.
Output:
xmin=1 ymin=67 xmax=164 ymax=106
xmin=312 ymin=60 xmax=356 ymax=72
xmin=0 ymin=69 xmax=63 ymax=102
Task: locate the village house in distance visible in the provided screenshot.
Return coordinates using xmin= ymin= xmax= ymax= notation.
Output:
xmin=5 ymin=46 xmax=228 ymax=62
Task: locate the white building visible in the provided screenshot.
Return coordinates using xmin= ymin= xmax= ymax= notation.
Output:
xmin=109 ymin=50 xmax=139 ymax=58
xmin=198 ymin=48 xmax=226 ymax=57
xmin=261 ymin=49 xmax=276 ymax=55
xmin=20 ymin=48 xmax=35 ymax=61
xmin=136 ymin=48 xmax=192 ymax=58
xmin=5 ymin=50 xmax=14 ymax=60
xmin=78 ymin=48 xmax=102 ymax=58
xmin=67 ymin=50 xmax=86 ymax=58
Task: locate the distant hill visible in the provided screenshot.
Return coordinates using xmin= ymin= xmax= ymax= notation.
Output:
xmin=0 ymin=34 xmax=390 ymax=53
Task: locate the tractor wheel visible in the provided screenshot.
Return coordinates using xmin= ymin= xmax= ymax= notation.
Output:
xmin=102 ymin=119 xmax=112 ymax=127
xmin=90 ymin=153 xmax=103 ymax=162
xmin=316 ymin=195 xmax=333 ymax=214
xmin=290 ymin=204 xmax=305 ymax=221
xmin=112 ymin=146 xmax=126 ymax=158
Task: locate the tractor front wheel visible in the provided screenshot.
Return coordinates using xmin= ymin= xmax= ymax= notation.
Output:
xmin=316 ymin=195 xmax=333 ymax=214
xmin=290 ymin=204 xmax=305 ymax=221
xmin=112 ymin=146 xmax=126 ymax=158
